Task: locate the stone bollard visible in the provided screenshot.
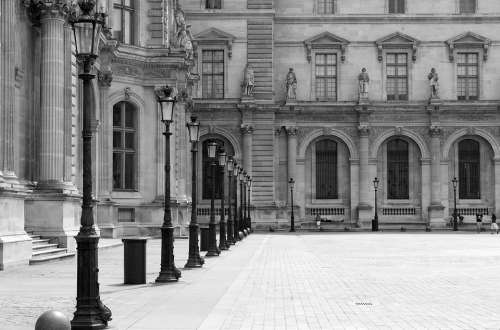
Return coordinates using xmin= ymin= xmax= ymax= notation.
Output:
xmin=35 ymin=310 xmax=71 ymax=330
xmin=238 ymin=231 xmax=244 ymax=239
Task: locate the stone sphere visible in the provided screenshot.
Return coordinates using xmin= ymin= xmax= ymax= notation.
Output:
xmin=35 ymin=310 xmax=71 ymax=330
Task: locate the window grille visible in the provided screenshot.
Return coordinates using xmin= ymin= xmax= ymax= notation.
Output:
xmin=316 ymin=140 xmax=338 ymax=199
xmin=386 ymin=53 xmax=408 ymax=101
xmin=113 ymin=101 xmax=137 ymax=190
xmin=460 ymin=0 xmax=476 ymax=13
xmin=206 ymin=0 xmax=222 ymax=9
xmin=387 ymin=139 xmax=409 ymax=199
xmin=202 ymin=139 xmax=225 ymax=199
xmin=202 ymin=50 xmax=224 ymax=99
xmin=317 ymin=0 xmax=335 ymax=14
xmin=459 ymin=139 xmax=480 ymax=199
xmin=388 ymin=0 xmax=405 ymax=13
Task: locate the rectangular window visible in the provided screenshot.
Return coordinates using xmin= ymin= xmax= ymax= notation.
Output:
xmin=460 ymin=0 xmax=476 ymax=13
xmin=113 ymin=102 xmax=137 ymax=190
xmin=388 ymin=0 xmax=405 ymax=13
xmin=457 ymin=53 xmax=478 ymax=100
xmin=112 ymin=0 xmax=134 ymax=44
xmin=206 ymin=0 xmax=221 ymax=9
xmin=386 ymin=53 xmax=408 ymax=101
xmin=316 ymin=140 xmax=338 ymax=199
xmin=202 ymin=50 xmax=224 ymax=99
xmin=315 ymin=53 xmax=337 ymax=100
xmin=459 ymin=139 xmax=480 ymax=199
xmin=387 ymin=139 xmax=409 ymax=199
xmin=317 ymin=0 xmax=335 ymax=14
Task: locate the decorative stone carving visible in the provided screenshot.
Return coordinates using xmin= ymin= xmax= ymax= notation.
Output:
xmin=242 ymin=64 xmax=255 ymax=97
xmin=303 ymin=31 xmax=349 ymax=63
xmin=446 ymin=32 xmax=491 ymax=62
xmin=428 ymin=68 xmax=439 ymax=99
xmin=375 ymin=32 xmax=419 ymax=62
xmin=192 ymin=28 xmax=236 ymax=58
xmin=358 ymin=125 xmax=370 ymax=137
xmin=240 ymin=125 xmax=254 ymax=135
xmin=358 ymin=68 xmax=370 ymax=100
xmin=124 ymin=87 xmax=131 ymax=100
xmin=429 ymin=126 xmax=442 ymax=137
xmin=25 ymin=0 xmax=72 ymax=22
xmin=285 ymin=127 xmax=299 ymax=136
xmin=285 ymin=68 xmax=297 ymax=100
xmin=97 ymin=70 xmax=113 ymax=88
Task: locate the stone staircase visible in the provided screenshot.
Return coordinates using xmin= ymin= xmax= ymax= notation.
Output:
xmin=29 ymin=233 xmax=75 ymax=265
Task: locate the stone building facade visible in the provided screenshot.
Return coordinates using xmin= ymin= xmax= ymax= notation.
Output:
xmin=185 ymin=0 xmax=500 ymax=230
xmin=1 ymin=0 xmax=500 ymax=269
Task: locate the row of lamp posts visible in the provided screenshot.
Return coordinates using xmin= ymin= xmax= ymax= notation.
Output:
xmin=67 ymin=1 xmax=253 ymax=328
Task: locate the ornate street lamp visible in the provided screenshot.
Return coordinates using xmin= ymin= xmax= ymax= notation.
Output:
xmin=226 ymin=157 xmax=235 ymax=245
xmin=372 ymin=177 xmax=379 ymax=232
xmin=242 ymin=171 xmax=248 ymax=236
xmin=246 ymin=175 xmax=252 ymax=234
xmin=69 ymin=1 xmax=111 ymax=328
xmin=154 ymin=85 xmax=181 ymax=282
xmin=218 ymin=148 xmax=229 ymax=251
xmin=238 ymin=167 xmax=246 ymax=238
xmin=233 ymin=164 xmax=241 ymax=241
xmin=452 ymin=177 xmax=458 ymax=231
xmin=206 ymin=141 xmax=220 ymax=256
xmin=185 ymin=116 xmax=204 ymax=268
xmin=289 ymin=178 xmax=295 ymax=232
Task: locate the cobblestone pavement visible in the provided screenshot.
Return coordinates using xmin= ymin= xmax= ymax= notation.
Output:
xmin=1 ymin=233 xmax=500 ymax=329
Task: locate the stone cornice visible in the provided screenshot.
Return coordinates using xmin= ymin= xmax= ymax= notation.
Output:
xmin=274 ymin=14 xmax=500 ymax=24
xmin=186 ymin=10 xmax=275 ymax=20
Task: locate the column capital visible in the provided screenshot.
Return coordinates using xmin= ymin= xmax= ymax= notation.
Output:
xmin=25 ymin=0 xmax=72 ymax=22
xmin=240 ymin=124 xmax=254 ymax=135
xmin=285 ymin=126 xmax=299 ymax=136
xmin=97 ymin=70 xmax=113 ymax=88
xmin=358 ymin=125 xmax=370 ymax=137
xmin=429 ymin=125 xmax=442 ymax=137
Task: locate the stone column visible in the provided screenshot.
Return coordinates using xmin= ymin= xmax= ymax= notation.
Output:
xmin=241 ymin=125 xmax=253 ymax=176
xmin=97 ymin=71 xmax=113 ymax=198
xmin=286 ymin=127 xmax=298 ymax=203
xmin=357 ymin=125 xmax=372 ymax=223
xmin=1 ymin=0 xmax=17 ymax=183
xmin=428 ymin=126 xmax=445 ymax=227
xmin=38 ymin=3 xmax=69 ymax=189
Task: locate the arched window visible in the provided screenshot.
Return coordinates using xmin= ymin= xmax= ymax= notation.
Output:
xmin=202 ymin=139 xmax=225 ymax=199
xmin=113 ymin=101 xmax=137 ymax=190
xmin=316 ymin=139 xmax=337 ymax=199
xmin=459 ymin=139 xmax=480 ymax=199
xmin=387 ymin=138 xmax=409 ymax=199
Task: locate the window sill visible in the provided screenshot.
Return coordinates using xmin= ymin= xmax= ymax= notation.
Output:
xmin=310 ymin=199 xmax=344 ymax=205
xmin=111 ymin=191 xmax=143 ymax=199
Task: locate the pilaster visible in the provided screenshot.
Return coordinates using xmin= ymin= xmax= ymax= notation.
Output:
xmin=357 ymin=125 xmax=372 ymax=223
xmin=285 ymin=127 xmax=298 ymax=204
xmin=97 ymin=70 xmax=113 ymax=199
xmin=241 ymin=124 xmax=254 ymax=176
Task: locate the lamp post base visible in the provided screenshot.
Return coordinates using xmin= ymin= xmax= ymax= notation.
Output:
xmin=206 ymin=223 xmax=220 ymax=257
xmin=155 ymin=226 xmax=181 ymax=283
xmin=71 ymin=234 xmax=112 ymax=329
xmin=185 ymin=224 xmax=204 ymax=268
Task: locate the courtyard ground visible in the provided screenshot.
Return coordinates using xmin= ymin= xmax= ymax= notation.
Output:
xmin=1 ymin=232 xmax=500 ymax=329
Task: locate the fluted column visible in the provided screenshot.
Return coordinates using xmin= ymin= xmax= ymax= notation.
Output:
xmin=1 ymin=0 xmax=17 ymax=183
xmin=37 ymin=3 xmax=70 ymax=189
xmin=241 ymin=125 xmax=253 ymax=176
xmin=97 ymin=71 xmax=113 ymax=198
xmin=429 ymin=126 xmax=442 ymax=205
xmin=286 ymin=127 xmax=298 ymax=203
xmin=358 ymin=126 xmax=370 ymax=206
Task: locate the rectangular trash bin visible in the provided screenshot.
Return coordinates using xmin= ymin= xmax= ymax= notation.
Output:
xmin=122 ymin=237 xmax=148 ymax=284
xmin=200 ymin=227 xmax=209 ymax=251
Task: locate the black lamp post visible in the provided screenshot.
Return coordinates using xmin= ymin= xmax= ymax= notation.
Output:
xmin=218 ymin=148 xmax=228 ymax=251
xmin=234 ymin=164 xmax=241 ymax=241
xmin=185 ymin=116 xmax=204 ymax=268
xmin=70 ymin=1 xmax=111 ymax=328
xmin=226 ymin=158 xmax=235 ymax=245
xmin=247 ymin=175 xmax=252 ymax=234
xmin=238 ymin=167 xmax=245 ymax=238
xmin=154 ymin=85 xmax=181 ymax=282
xmin=206 ymin=141 xmax=220 ymax=256
xmin=289 ymin=178 xmax=295 ymax=232
xmin=372 ymin=177 xmax=379 ymax=232
xmin=452 ymin=177 xmax=458 ymax=231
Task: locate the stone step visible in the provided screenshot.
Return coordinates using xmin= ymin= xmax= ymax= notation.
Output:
xmin=29 ymin=251 xmax=75 ymax=265
xmin=32 ymin=243 xmax=59 ymax=251
xmin=32 ymin=247 xmax=69 ymax=257
xmin=32 ymin=238 xmax=51 ymax=246
xmin=29 ymin=234 xmax=41 ymax=240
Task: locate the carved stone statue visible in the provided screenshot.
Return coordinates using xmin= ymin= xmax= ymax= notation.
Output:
xmin=358 ymin=68 xmax=370 ymax=99
xmin=428 ymin=67 xmax=439 ymax=99
xmin=175 ymin=3 xmax=186 ymax=32
xmin=285 ymin=68 xmax=297 ymax=100
xmin=242 ymin=64 xmax=255 ymax=96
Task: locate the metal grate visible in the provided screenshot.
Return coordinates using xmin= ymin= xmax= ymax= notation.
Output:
xmin=197 ymin=208 xmax=230 ymax=216
xmin=382 ymin=208 xmax=416 ymax=216
xmin=306 ymin=208 xmax=345 ymax=216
